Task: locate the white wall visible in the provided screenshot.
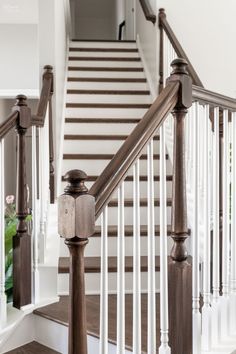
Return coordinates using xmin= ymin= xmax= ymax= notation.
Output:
xmin=158 ymin=0 xmax=236 ymax=97
xmin=0 ymin=0 xmax=38 ymax=24
xmin=73 ymin=0 xmax=117 ymax=40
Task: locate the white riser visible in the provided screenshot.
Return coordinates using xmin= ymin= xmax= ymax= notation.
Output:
xmin=64 ymin=122 xmax=137 ymax=135
xmin=60 ymin=180 xmax=172 ymax=198
xmin=95 ymin=206 xmax=172 ymax=225
xmin=66 ymin=94 xmax=152 ymax=104
xmin=58 ymin=271 xmax=160 ymax=295
xmin=67 ymin=71 xmax=145 ymax=78
xmin=61 ymin=159 xmax=173 ymax=177
xmin=63 ymin=139 xmax=160 ymax=154
xmin=60 ymin=235 xmax=173 ymax=258
xmin=69 ymin=51 xmax=140 ymax=58
xmin=68 ymin=60 xmax=142 ymax=68
xmin=66 ymin=107 xmax=148 ymax=118
xmin=70 ymin=41 xmax=137 ymax=49
xmin=67 ymin=81 xmax=148 ymax=91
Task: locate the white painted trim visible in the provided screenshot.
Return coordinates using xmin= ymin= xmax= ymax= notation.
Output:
xmin=0 ymin=89 xmax=39 ymax=99
xmin=136 ymin=34 xmax=156 ymax=100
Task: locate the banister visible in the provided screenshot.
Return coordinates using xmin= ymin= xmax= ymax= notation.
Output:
xmin=139 ymin=0 xmax=156 ymax=24
xmin=89 ymin=80 xmax=180 ymax=218
xmin=0 ymin=111 xmax=19 ymax=139
xmin=118 ymin=20 xmax=125 ymax=40
xmin=159 ymin=8 xmax=203 ymax=88
xmin=192 ymin=85 xmax=236 ymax=110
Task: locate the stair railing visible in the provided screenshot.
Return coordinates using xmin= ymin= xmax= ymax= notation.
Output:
xmin=139 ymin=0 xmax=156 ymax=24
xmin=0 ymin=65 xmax=54 ymax=328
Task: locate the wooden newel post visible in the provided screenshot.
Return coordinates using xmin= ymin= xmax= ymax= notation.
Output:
xmin=13 ymin=95 xmax=32 ymax=309
xmin=167 ymin=59 xmax=192 ymax=354
xmin=58 ymin=170 xmax=95 ymax=354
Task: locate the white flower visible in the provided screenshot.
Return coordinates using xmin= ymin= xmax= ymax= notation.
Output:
xmin=6 ymin=195 xmax=15 ymax=205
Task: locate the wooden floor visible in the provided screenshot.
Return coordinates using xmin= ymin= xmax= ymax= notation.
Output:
xmin=4 ymin=341 xmax=60 ymax=354
xmin=34 ymin=294 xmax=160 ymax=353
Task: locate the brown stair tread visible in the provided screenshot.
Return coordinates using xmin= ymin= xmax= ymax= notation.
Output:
xmin=108 ymin=198 xmax=172 ymax=207
xmin=62 ymin=175 xmax=173 ymax=182
xmin=92 ymin=224 xmax=172 ymax=237
xmin=65 ymin=118 xmax=141 ymax=123
xmin=68 ymin=77 xmax=147 ymax=83
xmin=71 ymin=39 xmax=136 ymax=42
xmin=34 ymin=294 xmax=160 ymax=353
xmin=67 ymin=89 xmax=150 ymax=95
xmin=64 ymin=134 xmax=159 ymax=141
xmin=69 ymin=47 xmax=139 ymax=52
xmin=66 ymin=103 xmax=150 ymax=108
xmin=68 ymin=67 xmax=144 ymax=72
xmin=4 ymin=341 xmax=60 ymax=354
xmin=69 ymin=56 xmax=141 ymax=62
xmin=59 ymin=256 xmax=161 ymax=274
xmin=63 ymin=153 xmax=168 ymax=160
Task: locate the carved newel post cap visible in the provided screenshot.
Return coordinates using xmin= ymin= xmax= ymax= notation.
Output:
xmin=44 ymin=64 xmax=53 ymax=72
xmin=171 ymin=58 xmax=188 ymax=75
xmin=15 ymin=95 xmax=28 ymax=106
xmin=159 ymin=8 xmax=166 ymax=16
xmin=58 ymin=169 xmax=95 ymax=240
xmin=64 ymin=169 xmax=88 ymax=195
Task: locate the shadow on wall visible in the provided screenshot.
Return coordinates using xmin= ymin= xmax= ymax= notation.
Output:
xmin=70 ymin=0 xmax=118 ymax=40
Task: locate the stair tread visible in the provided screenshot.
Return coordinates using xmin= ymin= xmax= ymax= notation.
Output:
xmin=61 ymin=175 xmax=173 ymax=182
xmin=108 ymin=198 xmax=172 ymax=207
xmin=4 ymin=341 xmax=60 ymax=354
xmin=71 ymin=39 xmax=136 ymax=42
xmin=65 ymin=118 xmax=141 ymax=123
xmin=58 ymin=255 xmax=162 ymax=274
xmin=68 ymin=66 xmax=144 ymax=72
xmin=68 ymin=77 xmax=147 ymax=82
xmin=64 ymin=134 xmax=159 ymax=141
xmin=69 ymin=56 xmax=141 ymax=61
xmin=69 ymin=47 xmax=139 ymax=52
xmin=67 ymin=89 xmax=150 ymax=95
xmin=63 ymin=153 xmax=168 ymax=160
xmin=92 ymin=224 xmax=172 ymax=237
xmin=33 ymin=294 xmax=160 ymax=353
xmin=66 ymin=103 xmax=150 ymax=108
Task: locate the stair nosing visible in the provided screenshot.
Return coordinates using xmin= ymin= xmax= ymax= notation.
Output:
xmin=68 ymin=66 xmax=144 ymax=72
xmin=69 ymin=48 xmax=139 ymax=53
xmin=64 ymin=134 xmax=159 ymax=141
xmin=66 ymin=103 xmax=150 ymax=109
xmin=65 ymin=118 xmax=141 ymax=123
xmin=67 ymin=77 xmax=147 ymax=83
xmin=67 ymin=89 xmax=150 ymax=95
xmin=63 ymin=153 xmax=168 ymax=160
xmin=61 ymin=175 xmax=173 ymax=182
xmin=69 ymin=57 xmax=141 ymax=62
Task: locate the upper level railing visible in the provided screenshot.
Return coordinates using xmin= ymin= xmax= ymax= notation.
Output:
xmin=139 ymin=0 xmax=156 ymax=24
xmin=0 ymin=66 xmax=54 ymax=328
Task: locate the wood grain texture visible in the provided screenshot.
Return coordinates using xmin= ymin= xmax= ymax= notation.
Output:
xmin=58 ymin=256 xmax=162 ymax=274
xmin=34 ymin=294 xmax=161 ymax=353
xmin=4 ymin=341 xmax=60 ymax=354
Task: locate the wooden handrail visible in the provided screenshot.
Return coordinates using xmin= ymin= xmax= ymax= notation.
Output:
xmin=118 ymin=20 xmax=125 ymax=40
xmin=0 ymin=111 xmax=19 ymax=139
xmin=158 ymin=9 xmax=203 ymax=88
xmin=193 ymin=85 xmax=236 ymax=110
xmin=89 ymin=80 xmax=180 ymax=218
xmin=139 ymin=0 xmax=156 ymax=24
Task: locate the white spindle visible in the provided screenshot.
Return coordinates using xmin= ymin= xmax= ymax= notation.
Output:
xmin=32 ymin=126 xmax=39 ymax=303
xmin=132 ymin=161 xmax=141 ymax=354
xmin=159 ymin=127 xmax=170 ymax=354
xmin=147 ymin=140 xmax=156 ymax=353
xmin=202 ymin=104 xmax=212 ymax=351
xmin=100 ymin=206 xmax=108 ymax=354
xmin=211 ymin=107 xmax=220 ymax=344
xmin=230 ymin=112 xmax=236 ymax=334
xmin=117 ymin=182 xmax=125 ymax=354
xmin=38 ymin=127 xmax=46 ymax=263
xmin=0 ymin=139 xmax=6 ymax=329
xmin=221 ymin=109 xmax=230 ymax=338
xmin=192 ymin=103 xmax=201 ymax=354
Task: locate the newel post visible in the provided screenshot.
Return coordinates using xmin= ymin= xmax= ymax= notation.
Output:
xmin=167 ymin=59 xmax=193 ymax=354
xmin=58 ymin=170 xmax=95 ymax=354
xmin=13 ymin=95 xmax=32 ymax=309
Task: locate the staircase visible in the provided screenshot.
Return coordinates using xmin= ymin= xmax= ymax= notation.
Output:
xmin=32 ymin=40 xmax=173 ymax=353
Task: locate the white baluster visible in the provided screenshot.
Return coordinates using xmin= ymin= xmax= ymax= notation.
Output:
xmin=230 ymin=112 xmax=236 ymax=334
xmin=0 ymin=139 xmax=7 ymax=329
xmin=38 ymin=127 xmax=46 ymax=263
xmin=211 ymin=107 xmax=220 ymax=344
xmin=100 ymin=206 xmax=108 ymax=354
xmin=159 ymin=127 xmax=170 ymax=354
xmin=32 ymin=126 xmax=40 ymax=303
xmin=147 ymin=140 xmax=156 ymax=353
xmin=220 ymin=109 xmax=230 ymax=339
xmin=117 ymin=182 xmax=125 ymax=354
xmin=133 ymin=161 xmax=141 ymax=354
xmin=192 ymin=103 xmax=201 ymax=354
xmin=202 ymin=104 xmax=212 ymax=351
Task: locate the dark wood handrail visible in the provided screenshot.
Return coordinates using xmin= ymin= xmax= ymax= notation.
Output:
xmin=193 ymin=85 xmax=236 ymax=110
xmin=118 ymin=20 xmax=125 ymax=40
xmin=0 ymin=111 xmax=19 ymax=139
xmin=89 ymin=80 xmax=179 ymax=218
xmin=139 ymin=0 xmax=156 ymax=24
xmin=32 ymin=65 xmax=53 ymax=127
xmin=158 ymin=9 xmax=203 ymax=87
